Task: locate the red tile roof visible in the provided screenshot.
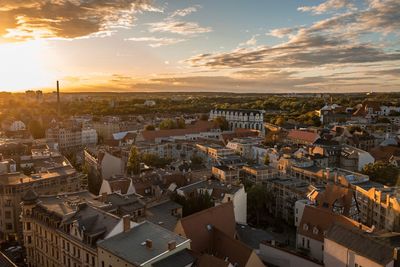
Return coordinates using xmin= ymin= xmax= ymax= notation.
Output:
xmin=287 ymin=130 xmax=320 ymax=144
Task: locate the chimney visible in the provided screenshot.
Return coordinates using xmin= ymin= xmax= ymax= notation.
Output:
xmin=168 ymin=241 xmax=176 ymax=250
xmin=56 ymin=80 xmax=60 ymax=115
xmin=122 ymin=215 xmax=130 ymax=232
xmin=325 ymin=168 xmax=330 ymax=181
xmin=146 ymin=239 xmax=153 ymax=249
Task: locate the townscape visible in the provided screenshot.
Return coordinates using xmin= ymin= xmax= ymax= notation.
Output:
xmin=0 ymin=91 xmax=398 ymax=267
xmin=0 ymin=0 xmax=400 ymax=266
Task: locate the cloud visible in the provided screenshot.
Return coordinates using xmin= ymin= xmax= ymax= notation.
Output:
xmin=298 ymin=0 xmax=354 ymax=14
xmin=268 ymin=27 xmax=298 ymax=38
xmin=125 ymin=36 xmax=184 ymax=47
xmin=171 ymin=6 xmax=199 ymax=17
xmin=0 ymin=0 xmax=160 ymax=42
xmin=147 ymin=5 xmax=211 ymax=36
xmin=239 ymin=35 xmax=258 ymax=47
xmin=147 ymin=19 xmax=212 ymax=35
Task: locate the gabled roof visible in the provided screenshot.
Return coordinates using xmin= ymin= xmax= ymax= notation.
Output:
xmin=298 ymin=205 xmax=370 ymax=242
xmin=98 ymin=221 xmax=188 ymax=266
xmin=326 ymin=223 xmax=400 ymax=266
xmin=175 ymin=202 xmax=236 ymax=253
xmin=287 ymin=130 xmax=320 ymax=144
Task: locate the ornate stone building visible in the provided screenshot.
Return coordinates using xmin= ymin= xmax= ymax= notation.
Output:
xmin=209 ymin=109 xmax=265 ymax=134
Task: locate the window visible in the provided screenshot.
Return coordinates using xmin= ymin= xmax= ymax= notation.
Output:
xmin=27 ymin=222 xmax=31 ymax=230
xmin=101 ymin=261 xmax=105 ymax=267
xmin=307 ymin=239 xmax=310 ymax=249
xmin=5 ymin=211 xmax=11 ymax=219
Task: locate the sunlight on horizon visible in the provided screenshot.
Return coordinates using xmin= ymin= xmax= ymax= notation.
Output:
xmin=0 ymin=40 xmax=56 ymax=92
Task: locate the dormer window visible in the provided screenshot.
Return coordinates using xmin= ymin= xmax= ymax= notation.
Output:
xmin=303 ymin=223 xmax=309 ymax=231
xmin=313 ymin=227 xmax=319 ymax=235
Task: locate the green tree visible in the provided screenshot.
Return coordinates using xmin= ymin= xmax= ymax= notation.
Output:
xmin=264 ymin=154 xmax=270 ymax=166
xmin=190 ymin=155 xmax=203 ymax=166
xmin=127 ymin=146 xmax=141 ymax=175
xmin=247 ymin=184 xmax=272 ymax=226
xmin=213 ymin=116 xmax=229 ymax=131
xmin=362 ymin=161 xmax=400 ymax=186
xmin=28 ymin=120 xmax=45 ymax=139
xmin=142 ymin=153 xmax=172 ymax=168
xmin=176 ymin=117 xmax=186 ymax=129
xmin=144 ymin=124 xmax=155 ymax=131
xmin=159 ymin=119 xmax=177 ymax=129
xmin=171 ymin=191 xmax=214 ymax=217
xmin=200 ymin=114 xmax=209 ymax=121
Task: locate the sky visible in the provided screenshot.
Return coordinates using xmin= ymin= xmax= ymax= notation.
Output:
xmin=0 ymin=0 xmax=399 ymax=93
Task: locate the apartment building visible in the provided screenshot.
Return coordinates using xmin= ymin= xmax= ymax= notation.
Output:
xmin=265 ymin=176 xmax=315 ymax=224
xmin=97 ymin=221 xmax=190 ymax=267
xmin=0 ymin=158 xmax=83 ymax=241
xmin=21 ymin=191 xmax=136 ymax=267
xmin=242 ymin=164 xmax=279 ymax=184
xmin=355 ymin=185 xmax=400 ymax=232
xmin=177 ymin=179 xmax=247 ymax=224
xmin=324 ymin=223 xmax=400 ymax=267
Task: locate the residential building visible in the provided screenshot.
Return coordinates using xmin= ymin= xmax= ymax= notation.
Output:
xmin=226 ymin=137 xmax=263 ymax=159
xmin=174 ymin=202 xmax=264 ymax=267
xmin=355 ymin=185 xmax=400 ymax=232
xmin=324 ymin=223 xmax=400 ymax=267
xmin=297 ymin=205 xmax=371 ymax=262
xmin=266 ymin=176 xmax=316 ymax=224
xmin=0 ymin=156 xmax=83 ymax=241
xmin=340 ymin=145 xmax=375 ymax=171
xmin=177 ymin=179 xmax=247 ymax=224
xmin=211 ymin=165 xmax=240 ymax=183
xmin=287 ymin=129 xmax=320 ymax=145
xmin=242 ymin=164 xmax=279 ymax=184
xmin=46 ymin=125 xmax=83 ymax=150
xmin=21 ymin=190 xmax=134 ymax=267
xmin=97 ymin=220 xmax=189 ymax=267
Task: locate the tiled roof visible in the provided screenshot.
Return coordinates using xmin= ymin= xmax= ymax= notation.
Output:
xmin=98 ymin=221 xmax=188 ymax=265
xmin=175 ymin=202 xmax=236 ymax=253
xmin=287 ymin=130 xmax=320 ymax=144
xmin=298 ymin=206 xmax=370 ymax=242
xmin=326 ymin=223 xmax=400 ymax=265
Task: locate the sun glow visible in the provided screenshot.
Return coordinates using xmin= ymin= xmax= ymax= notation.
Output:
xmin=0 ymin=40 xmax=56 ymax=91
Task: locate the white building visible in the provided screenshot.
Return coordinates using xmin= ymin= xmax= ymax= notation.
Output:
xmin=81 ymin=128 xmax=98 ymax=146
xmin=209 ymin=108 xmax=265 ymax=134
xmin=324 ymin=223 xmax=398 ymax=267
xmin=1 ymin=120 xmax=26 ymax=131
xmin=144 ymin=100 xmax=156 ymax=107
xmin=177 ymin=180 xmax=247 ymax=224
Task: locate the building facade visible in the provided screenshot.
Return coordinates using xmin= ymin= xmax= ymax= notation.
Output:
xmin=209 ymin=109 xmax=265 ymax=133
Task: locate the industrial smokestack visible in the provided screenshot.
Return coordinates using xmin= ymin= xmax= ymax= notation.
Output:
xmin=57 ymin=80 xmax=60 ymax=114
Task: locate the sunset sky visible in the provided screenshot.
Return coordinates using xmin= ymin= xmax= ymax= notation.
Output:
xmin=0 ymin=0 xmax=399 ymax=92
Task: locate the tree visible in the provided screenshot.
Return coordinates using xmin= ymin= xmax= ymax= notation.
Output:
xmin=362 ymin=161 xmax=400 ymax=186
xmin=264 ymin=154 xmax=270 ymax=166
xmin=171 ymin=191 xmax=214 ymax=217
xmin=28 ymin=120 xmax=45 ymax=139
xmin=142 ymin=153 xmax=172 ymax=168
xmin=274 ymin=116 xmax=285 ymax=126
xmin=176 ymin=117 xmax=186 ymax=129
xmin=159 ymin=119 xmax=177 ymax=130
xmin=190 ymin=155 xmax=203 ymax=166
xmin=247 ymin=184 xmax=269 ymax=226
xmin=127 ymin=146 xmax=141 ymax=175
xmin=144 ymin=124 xmax=155 ymax=131
xmin=200 ymin=114 xmax=209 ymax=121
xmin=213 ymin=116 xmax=229 ymax=131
